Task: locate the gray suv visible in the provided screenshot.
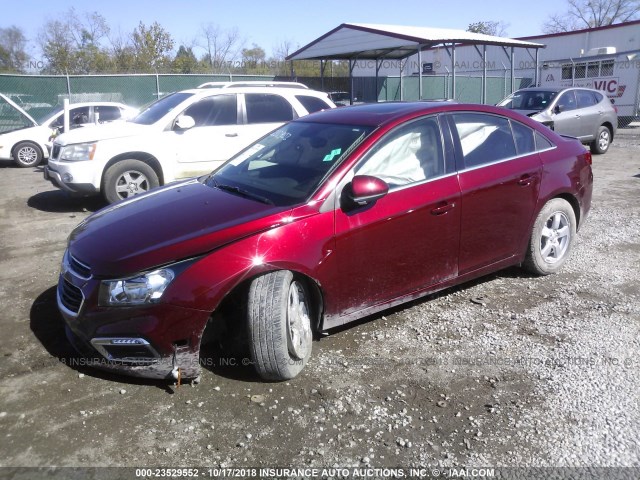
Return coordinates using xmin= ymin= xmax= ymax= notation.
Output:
xmin=498 ymin=86 xmax=617 ymax=154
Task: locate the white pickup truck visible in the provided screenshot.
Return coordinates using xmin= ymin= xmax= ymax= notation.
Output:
xmin=44 ymin=83 xmax=335 ymax=203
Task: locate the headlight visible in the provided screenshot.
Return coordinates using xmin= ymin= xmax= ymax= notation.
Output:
xmin=99 ymin=269 xmax=175 ymax=306
xmin=60 ymin=142 xmax=97 ymax=161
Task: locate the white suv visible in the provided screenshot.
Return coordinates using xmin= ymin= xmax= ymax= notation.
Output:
xmin=45 ymin=83 xmax=335 ymax=203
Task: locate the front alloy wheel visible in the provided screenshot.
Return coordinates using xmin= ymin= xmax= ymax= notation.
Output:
xmin=14 ymin=141 xmax=43 ymax=167
xmin=247 ymin=271 xmax=313 ymax=380
xmin=103 ymin=159 xmax=160 ymax=204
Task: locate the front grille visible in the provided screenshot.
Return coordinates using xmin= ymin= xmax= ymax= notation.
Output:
xmin=69 ymin=254 xmax=91 ymax=279
xmin=52 ymin=145 xmax=60 ymax=159
xmin=59 ymin=278 xmax=83 ymax=313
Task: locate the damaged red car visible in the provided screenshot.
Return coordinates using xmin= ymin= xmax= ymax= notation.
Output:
xmin=58 ymin=102 xmax=593 ymax=381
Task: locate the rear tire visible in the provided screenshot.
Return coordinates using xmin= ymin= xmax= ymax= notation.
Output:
xmin=523 ymin=198 xmax=576 ymax=276
xmin=13 ymin=141 xmax=43 ymax=167
xmin=247 ymin=271 xmax=313 ymax=380
xmin=103 ymin=160 xmax=159 ymax=204
xmin=590 ymin=125 xmax=611 ymax=154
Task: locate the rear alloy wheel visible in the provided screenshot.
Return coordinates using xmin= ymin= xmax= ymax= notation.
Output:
xmin=590 ymin=125 xmax=611 ymax=154
xmin=103 ymin=160 xmax=159 ymax=204
xmin=247 ymin=271 xmax=313 ymax=380
xmin=523 ymin=198 xmax=577 ymax=275
xmin=13 ymin=141 xmax=43 ymax=167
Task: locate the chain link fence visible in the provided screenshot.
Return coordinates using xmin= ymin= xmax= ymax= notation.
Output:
xmin=1 ymin=64 xmax=637 ymax=133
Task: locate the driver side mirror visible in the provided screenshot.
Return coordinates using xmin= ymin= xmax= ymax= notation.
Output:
xmin=175 ymin=114 xmax=195 ymax=130
xmin=553 ymin=105 xmax=562 ymax=114
xmin=348 ymin=175 xmax=389 ymax=206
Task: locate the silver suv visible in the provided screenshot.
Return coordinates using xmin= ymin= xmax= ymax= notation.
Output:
xmin=498 ymin=86 xmax=617 ymax=154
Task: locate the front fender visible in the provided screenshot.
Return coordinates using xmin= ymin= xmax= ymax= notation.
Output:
xmin=162 ymin=208 xmax=335 ymax=315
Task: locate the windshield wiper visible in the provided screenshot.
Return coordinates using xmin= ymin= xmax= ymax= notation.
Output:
xmin=215 ymin=183 xmax=274 ymax=205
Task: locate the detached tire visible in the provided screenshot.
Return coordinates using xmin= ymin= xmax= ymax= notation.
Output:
xmin=523 ymin=198 xmax=576 ymax=276
xmin=13 ymin=141 xmax=43 ymax=167
xmin=247 ymin=271 xmax=313 ymax=380
xmin=103 ymin=160 xmax=159 ymax=204
xmin=590 ymin=125 xmax=611 ymax=154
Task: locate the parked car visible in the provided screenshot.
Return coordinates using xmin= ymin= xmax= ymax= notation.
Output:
xmin=44 ymin=83 xmax=335 ymax=203
xmin=0 ymin=95 xmax=137 ymax=167
xmin=497 ymin=86 xmax=617 ymax=154
xmin=58 ymin=102 xmax=593 ymax=382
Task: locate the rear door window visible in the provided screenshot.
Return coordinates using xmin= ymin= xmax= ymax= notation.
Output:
xmin=576 ymin=90 xmax=597 ymax=108
xmin=510 ymin=121 xmax=536 ymax=155
xmin=450 ymin=113 xmax=517 ymax=168
xmin=183 ymin=94 xmax=237 ymax=126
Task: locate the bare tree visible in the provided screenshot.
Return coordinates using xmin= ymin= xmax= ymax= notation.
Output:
xmin=467 ymin=21 xmax=509 ymax=36
xmin=198 ymin=23 xmax=245 ymax=72
xmin=38 ymin=8 xmax=110 ymax=73
xmin=108 ymin=27 xmax=136 ymax=73
xmin=543 ymin=0 xmax=640 ymax=33
xmin=272 ymin=38 xmax=297 ymax=60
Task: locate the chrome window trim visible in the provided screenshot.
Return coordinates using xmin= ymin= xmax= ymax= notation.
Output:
xmin=457 ymin=145 xmax=557 ymax=174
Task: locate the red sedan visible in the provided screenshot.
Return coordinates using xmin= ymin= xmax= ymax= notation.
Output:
xmin=58 ymin=102 xmax=593 ymax=381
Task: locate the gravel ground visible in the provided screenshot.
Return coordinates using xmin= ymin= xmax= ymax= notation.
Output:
xmin=0 ymin=127 xmax=638 ymax=471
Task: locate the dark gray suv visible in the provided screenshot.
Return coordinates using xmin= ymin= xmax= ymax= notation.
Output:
xmin=498 ymin=86 xmax=617 ymax=154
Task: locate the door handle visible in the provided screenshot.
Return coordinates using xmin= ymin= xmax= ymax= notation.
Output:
xmin=518 ymin=174 xmax=534 ymax=186
xmin=431 ymin=202 xmax=455 ymax=215
xmin=225 ymin=133 xmax=238 ymax=137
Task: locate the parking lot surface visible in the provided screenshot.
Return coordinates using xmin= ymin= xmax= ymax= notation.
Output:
xmin=0 ymin=129 xmax=638 ymax=468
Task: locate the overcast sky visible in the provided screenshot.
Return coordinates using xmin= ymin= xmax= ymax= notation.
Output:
xmin=5 ymin=0 xmax=566 ymax=58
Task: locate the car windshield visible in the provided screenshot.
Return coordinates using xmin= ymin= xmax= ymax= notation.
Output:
xmin=207 ymin=122 xmax=373 ymax=207
xmin=498 ymin=90 xmax=558 ymax=111
xmin=132 ymin=92 xmax=193 ymax=125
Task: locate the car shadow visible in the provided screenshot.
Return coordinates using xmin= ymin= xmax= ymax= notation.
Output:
xmin=199 ymin=342 xmax=263 ymax=383
xmin=29 ymin=286 xmax=176 ymax=393
xmin=28 ymin=190 xmax=105 ymax=213
xmin=0 ymin=159 xmax=17 ymax=168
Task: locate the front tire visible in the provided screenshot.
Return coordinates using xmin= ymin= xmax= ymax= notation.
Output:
xmin=523 ymin=198 xmax=577 ymax=275
xmin=247 ymin=271 xmax=313 ymax=380
xmin=13 ymin=141 xmax=43 ymax=167
xmin=103 ymin=160 xmax=159 ymax=204
xmin=590 ymin=125 xmax=611 ymax=154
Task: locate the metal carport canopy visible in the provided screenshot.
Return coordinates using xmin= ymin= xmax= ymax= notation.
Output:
xmin=286 ymin=23 xmax=546 ymax=102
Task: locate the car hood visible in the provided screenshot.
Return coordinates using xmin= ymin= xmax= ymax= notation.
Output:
xmin=68 ymin=179 xmax=292 ymax=277
xmin=54 ymin=122 xmax=151 ymax=146
xmin=0 ymin=93 xmax=39 ymax=133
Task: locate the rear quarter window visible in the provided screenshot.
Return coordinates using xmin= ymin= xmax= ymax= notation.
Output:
xmin=295 ymin=95 xmax=332 ymax=114
xmin=535 ymin=131 xmax=555 ymax=151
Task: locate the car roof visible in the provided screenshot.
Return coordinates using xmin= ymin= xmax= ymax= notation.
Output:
xmin=514 ymin=86 xmax=600 ymax=93
xmin=179 ymin=86 xmax=329 ymax=97
xmin=296 ymin=101 xmax=513 ymax=127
